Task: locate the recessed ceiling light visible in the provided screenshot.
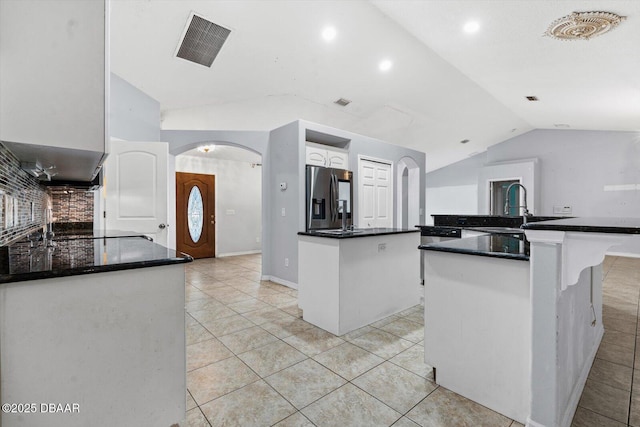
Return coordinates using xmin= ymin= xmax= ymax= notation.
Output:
xmin=322 ymin=26 xmax=337 ymax=41
xmin=379 ymin=59 xmax=393 ymax=72
xmin=554 ymin=124 xmax=571 ymax=128
xmin=197 ymin=145 xmax=216 ymax=153
xmin=463 ymin=21 xmax=480 ymax=34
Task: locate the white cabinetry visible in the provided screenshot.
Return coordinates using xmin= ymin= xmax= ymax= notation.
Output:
xmin=305 ymin=142 xmax=349 ymax=169
xmin=0 ymin=0 xmax=108 ymax=180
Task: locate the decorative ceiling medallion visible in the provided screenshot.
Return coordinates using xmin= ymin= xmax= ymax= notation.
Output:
xmin=545 ymin=11 xmax=626 ymax=40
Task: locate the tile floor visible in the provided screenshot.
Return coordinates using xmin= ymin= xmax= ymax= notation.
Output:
xmin=183 ymin=253 xmax=640 ymax=427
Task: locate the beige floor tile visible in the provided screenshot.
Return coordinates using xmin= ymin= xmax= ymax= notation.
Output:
xmin=239 ymin=270 xmax=262 ymax=281
xmin=572 ymin=406 xmax=626 ymax=427
xmin=227 ymin=298 xmax=272 ymax=314
xmin=398 ymin=305 xmax=423 ymax=317
xmin=350 ymin=329 xmax=414 ymax=359
xmin=406 ymin=386 xmax=511 ymax=427
xmin=187 ymin=356 xmax=260 ymax=405
xmin=189 ymin=305 xmax=237 ymax=324
xmin=280 ymin=302 xmax=304 ymax=318
xmin=186 ymin=391 xmax=197 ymax=411
xmin=578 ymin=379 xmax=630 ymax=424
xmin=273 ymin=411 xmax=315 ymax=426
xmin=313 ymin=342 xmax=384 ymax=380
xmin=601 ymin=329 xmax=636 ymax=350
xmin=187 ymin=338 xmax=234 ymax=372
xmin=260 ymin=316 xmax=315 ymax=339
xmin=218 ymin=326 xmax=279 ymax=354
xmin=403 ymin=310 xmax=425 ymax=325
xmin=302 ymin=383 xmax=401 ymax=427
xmin=630 ymin=388 xmax=640 ymax=426
xmin=389 ymin=344 xmax=433 ymax=379
xmin=392 ymin=417 xmax=421 ymax=427
xmin=509 ymin=422 xmax=525 ymax=427
xmin=352 ymin=361 xmax=437 ymax=413
xmin=370 ymin=314 xmax=401 ymax=328
xmin=186 ymin=321 xmax=215 ymax=346
xmin=199 ymin=314 xmax=254 ymax=337
xmin=603 ymin=314 xmax=637 ymax=334
xmin=259 ymin=292 xmax=299 ymax=307
xmin=185 ymin=287 xmax=210 ymax=302
xmin=238 ymin=340 xmax=308 ymax=377
xmin=185 ymin=297 xmax=224 ymax=313
xmin=380 ymin=318 xmax=425 ymax=343
xmin=186 ymin=407 xmax=211 ymax=427
xmin=283 ymin=327 xmax=345 ymax=356
xmin=597 ymin=340 xmax=635 ymax=368
xmin=341 ymin=325 xmax=376 ymax=341
xmin=588 ymin=358 xmax=633 ymax=391
xmin=242 ymin=307 xmax=296 ymax=325
xmin=265 ymin=359 xmax=346 ymax=409
xmin=200 ymin=380 xmax=296 ymax=427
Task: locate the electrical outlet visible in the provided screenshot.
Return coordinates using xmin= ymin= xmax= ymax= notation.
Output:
xmin=281 ymin=208 xmax=286 ymax=217
xmin=256 ymin=236 xmax=260 ymax=243
xmin=226 ymin=209 xmax=235 ymax=215
xmin=284 ymin=258 xmax=289 ymax=267
xmin=378 ymin=243 xmax=386 ymax=252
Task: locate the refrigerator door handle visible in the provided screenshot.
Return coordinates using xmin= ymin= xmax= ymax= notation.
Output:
xmin=330 ymin=173 xmax=336 ymax=222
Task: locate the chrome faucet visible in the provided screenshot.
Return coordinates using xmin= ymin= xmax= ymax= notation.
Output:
xmin=504 ymin=183 xmax=531 ymax=223
xmin=337 ymin=199 xmax=348 ymax=231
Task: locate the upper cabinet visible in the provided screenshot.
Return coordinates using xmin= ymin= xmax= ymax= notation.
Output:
xmin=0 ymin=0 xmax=108 ymax=180
xmin=305 ymin=142 xmax=349 ymax=170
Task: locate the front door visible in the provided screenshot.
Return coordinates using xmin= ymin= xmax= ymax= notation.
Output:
xmin=176 ymin=172 xmax=215 ymax=258
xmin=104 ymin=140 xmax=169 ymax=246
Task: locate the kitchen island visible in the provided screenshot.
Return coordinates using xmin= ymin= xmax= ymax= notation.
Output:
xmin=0 ymin=232 xmax=192 ymax=427
xmin=298 ymin=228 xmax=420 ymax=335
xmin=420 ymin=232 xmax=537 ymax=423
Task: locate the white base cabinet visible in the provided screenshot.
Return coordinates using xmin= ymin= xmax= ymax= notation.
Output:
xmin=298 ymin=232 xmax=420 ymax=335
xmin=0 ymin=265 xmax=186 ymax=427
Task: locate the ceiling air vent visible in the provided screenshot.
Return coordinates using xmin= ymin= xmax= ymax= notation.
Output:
xmin=176 ymin=13 xmax=231 ymax=67
xmin=525 ymin=96 xmax=539 ymax=101
xmin=334 ymin=98 xmax=352 ymax=106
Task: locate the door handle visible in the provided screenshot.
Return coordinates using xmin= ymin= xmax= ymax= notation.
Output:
xmin=158 ymin=223 xmax=168 ymax=229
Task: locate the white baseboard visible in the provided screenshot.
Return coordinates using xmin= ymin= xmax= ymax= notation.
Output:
xmin=526 ymin=418 xmax=547 ymax=427
xmin=217 ymin=250 xmax=261 ymax=258
xmin=261 ymin=275 xmax=298 ymax=290
xmin=560 ymin=324 xmax=604 ymax=427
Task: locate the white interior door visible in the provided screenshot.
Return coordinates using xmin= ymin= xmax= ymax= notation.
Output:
xmin=104 ymin=140 xmax=169 ymax=246
xmin=358 ymin=158 xmax=393 ymax=228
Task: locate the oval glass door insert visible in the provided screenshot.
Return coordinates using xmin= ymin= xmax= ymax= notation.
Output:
xmin=187 ymin=185 xmax=204 ymax=243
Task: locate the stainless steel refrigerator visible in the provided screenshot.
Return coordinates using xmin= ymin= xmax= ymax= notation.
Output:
xmin=306 ymin=165 xmax=354 ymax=230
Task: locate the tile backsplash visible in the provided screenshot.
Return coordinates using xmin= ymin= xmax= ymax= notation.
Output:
xmin=0 ymin=143 xmax=51 ymax=246
xmin=51 ymin=190 xmax=94 ymax=223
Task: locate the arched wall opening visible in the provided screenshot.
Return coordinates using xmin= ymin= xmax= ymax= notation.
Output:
xmin=396 ymin=156 xmax=420 ymax=229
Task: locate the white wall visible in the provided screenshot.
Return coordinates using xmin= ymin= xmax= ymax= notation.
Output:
xmin=426 ymin=129 xmax=640 ymax=218
xmin=176 ymin=155 xmax=262 ymax=257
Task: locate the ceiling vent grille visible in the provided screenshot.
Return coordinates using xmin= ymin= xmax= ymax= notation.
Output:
xmin=176 ymin=14 xmax=231 ymax=67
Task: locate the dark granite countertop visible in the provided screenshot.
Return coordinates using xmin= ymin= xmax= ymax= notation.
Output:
xmin=298 ymin=228 xmax=420 ymax=239
xmin=430 ymin=215 xmax=568 ymax=228
xmin=419 ymin=233 xmax=529 ymax=261
xmin=0 ymin=235 xmax=193 ymax=284
xmin=522 ymin=217 xmax=640 ymax=234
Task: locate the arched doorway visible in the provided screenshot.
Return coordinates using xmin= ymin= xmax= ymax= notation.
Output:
xmin=396 ymin=156 xmax=420 ymax=229
xmin=175 ymin=144 xmax=262 ymax=259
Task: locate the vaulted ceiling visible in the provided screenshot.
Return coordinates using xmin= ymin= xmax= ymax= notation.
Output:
xmin=110 ymin=0 xmax=640 ymax=172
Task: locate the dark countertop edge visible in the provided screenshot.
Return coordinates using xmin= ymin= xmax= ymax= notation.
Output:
xmin=0 ymin=256 xmax=193 ymax=285
xmin=298 ymin=229 xmax=420 ymax=239
xmin=522 ymin=223 xmax=640 ymax=234
xmin=418 ymin=244 xmax=529 ymax=262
